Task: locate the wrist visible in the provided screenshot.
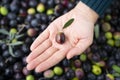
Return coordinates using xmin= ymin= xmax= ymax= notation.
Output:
xmin=73 ymin=1 xmax=99 ymax=24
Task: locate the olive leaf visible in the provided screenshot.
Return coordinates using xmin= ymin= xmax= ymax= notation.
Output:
xmin=94 ymin=24 xmax=100 ymax=39
xmin=0 ymin=29 xmax=9 ymax=35
xmin=115 ymin=39 xmax=120 ymax=47
xmin=15 ymin=34 xmax=24 ymax=39
xmin=8 ymin=41 xmax=23 ymax=46
xmin=9 ymin=33 xmax=15 ymax=40
xmin=112 ymin=65 xmax=120 ymax=74
xmin=0 ymin=28 xmax=25 ymax=57
xmin=9 ymin=45 xmax=16 ymax=57
xmin=0 ymin=39 xmax=9 ymax=44
xmin=63 ymin=18 xmax=74 ymax=29
xmin=112 ymin=73 xmax=120 ymax=77
xmin=0 ymin=40 xmax=5 ymax=44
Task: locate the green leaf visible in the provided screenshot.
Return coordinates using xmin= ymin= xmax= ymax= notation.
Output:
xmin=112 ymin=65 xmax=120 ymax=74
xmin=8 ymin=41 xmax=23 ymax=46
xmin=9 ymin=33 xmax=15 ymax=40
xmin=0 ymin=40 xmax=9 ymax=44
xmin=0 ymin=40 xmax=5 ymax=44
xmin=8 ymin=45 xmax=16 ymax=57
xmin=15 ymin=34 xmax=24 ymax=39
xmin=63 ymin=18 xmax=74 ymax=29
xmin=94 ymin=24 xmax=100 ymax=39
xmin=112 ymin=73 xmax=120 ymax=77
xmin=0 ymin=29 xmax=9 ymax=35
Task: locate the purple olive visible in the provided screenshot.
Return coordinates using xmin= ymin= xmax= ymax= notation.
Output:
xmin=75 ymin=68 xmax=84 ymax=79
xmin=74 ymin=59 xmax=81 ymax=68
xmin=55 ymin=31 xmax=65 ymax=44
xmin=27 ymin=28 xmax=37 ymax=37
xmin=22 ymin=67 xmax=31 ymax=76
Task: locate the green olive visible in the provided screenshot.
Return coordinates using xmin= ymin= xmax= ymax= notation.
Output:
xmin=26 ymin=75 xmax=35 ymax=80
xmin=92 ymin=65 xmax=102 ymax=75
xmin=0 ymin=6 xmax=8 ymax=16
xmin=53 ymin=66 xmax=63 ymax=75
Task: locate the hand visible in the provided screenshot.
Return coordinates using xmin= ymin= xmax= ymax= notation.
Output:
xmin=26 ymin=2 xmax=98 ymax=72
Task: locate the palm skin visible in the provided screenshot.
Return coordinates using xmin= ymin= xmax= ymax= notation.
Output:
xmin=26 ymin=2 xmax=98 ymax=72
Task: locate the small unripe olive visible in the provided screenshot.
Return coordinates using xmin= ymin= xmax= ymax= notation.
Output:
xmin=53 ymin=66 xmax=63 ymax=75
xmin=92 ymin=65 xmax=102 ymax=75
xmin=0 ymin=6 xmax=8 ymax=16
xmin=106 ymin=74 xmax=114 ymax=80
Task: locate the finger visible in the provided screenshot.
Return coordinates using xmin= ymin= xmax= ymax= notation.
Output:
xmin=66 ymin=39 xmax=92 ymax=59
xmin=35 ymin=49 xmax=68 ymax=72
xmin=26 ymin=39 xmax=52 ymax=63
xmin=26 ymin=46 xmax=58 ymax=70
xmin=30 ymin=29 xmax=49 ymax=51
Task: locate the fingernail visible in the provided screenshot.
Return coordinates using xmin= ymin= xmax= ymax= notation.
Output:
xmin=26 ymin=65 xmax=31 ymax=70
xmin=30 ymin=46 xmax=33 ymax=51
xmin=26 ymin=57 xmax=29 ymax=63
xmin=67 ymin=56 xmax=71 ymax=60
xmin=35 ymin=67 xmax=42 ymax=73
xmin=35 ymin=69 xmax=40 ymax=73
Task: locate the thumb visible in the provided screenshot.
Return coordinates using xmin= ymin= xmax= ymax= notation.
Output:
xmin=66 ymin=39 xmax=92 ymax=60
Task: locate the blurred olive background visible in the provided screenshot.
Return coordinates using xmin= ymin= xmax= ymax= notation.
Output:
xmin=0 ymin=0 xmax=120 ymax=80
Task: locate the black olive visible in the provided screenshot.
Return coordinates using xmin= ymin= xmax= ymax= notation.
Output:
xmin=55 ymin=32 xmax=65 ymax=44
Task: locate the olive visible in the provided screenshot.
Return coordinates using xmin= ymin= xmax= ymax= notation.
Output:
xmin=106 ymin=74 xmax=114 ymax=80
xmin=75 ymin=68 xmax=84 ymax=79
xmin=55 ymin=31 xmax=65 ymax=44
xmin=92 ymin=65 xmax=102 ymax=75
xmin=43 ymin=69 xmax=54 ymax=78
xmin=53 ymin=66 xmax=63 ymax=76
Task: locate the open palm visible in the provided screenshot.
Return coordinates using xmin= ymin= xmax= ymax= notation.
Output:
xmin=26 ymin=2 xmax=96 ymax=72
